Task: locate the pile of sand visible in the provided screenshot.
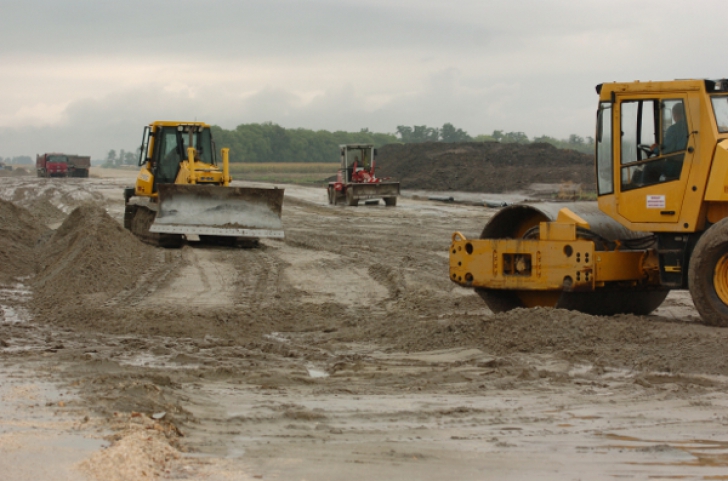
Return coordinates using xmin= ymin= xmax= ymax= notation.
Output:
xmin=381 ymin=307 xmax=728 ymax=376
xmin=375 ymin=142 xmax=594 ymax=193
xmin=33 ymin=205 xmax=158 ymax=317
xmin=25 ymin=198 xmax=66 ymax=225
xmin=0 ymin=198 xmax=49 ymax=282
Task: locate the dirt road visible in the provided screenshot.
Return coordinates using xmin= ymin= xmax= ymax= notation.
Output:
xmin=1 ymin=171 xmax=728 ymax=480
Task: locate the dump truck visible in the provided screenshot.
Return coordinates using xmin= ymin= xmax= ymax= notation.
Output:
xmin=328 ymin=144 xmax=400 ymax=206
xmin=36 ymin=153 xmax=90 ymax=178
xmin=450 ymin=78 xmax=728 ymax=326
xmin=123 ymin=121 xmax=284 ymax=247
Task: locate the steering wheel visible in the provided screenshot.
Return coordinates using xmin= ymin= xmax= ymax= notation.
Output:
xmin=638 ymin=144 xmax=655 ymax=158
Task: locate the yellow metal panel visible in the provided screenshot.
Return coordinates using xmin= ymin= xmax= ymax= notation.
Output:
xmin=556 ymin=208 xmax=590 ymax=229
xmin=593 ymin=251 xmax=645 ymax=281
xmin=704 ymin=140 xmax=728 ymax=201
xmin=450 ymin=238 xmax=596 ymax=291
xmin=450 ymin=238 xmax=650 ymax=292
xmin=539 ymin=221 xmax=576 ymax=241
xmin=135 ymin=166 xmax=154 ymax=196
xmin=706 ymin=202 xmax=728 ymax=224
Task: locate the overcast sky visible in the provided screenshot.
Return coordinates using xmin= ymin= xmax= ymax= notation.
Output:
xmin=0 ymin=0 xmax=725 ymax=159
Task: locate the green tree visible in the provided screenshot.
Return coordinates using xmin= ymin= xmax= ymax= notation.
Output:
xmin=501 ymin=131 xmax=530 ymax=144
xmin=568 ymin=134 xmax=584 ymax=145
xmin=441 ymin=123 xmax=471 ymax=142
xmin=473 ymin=134 xmax=495 ymax=142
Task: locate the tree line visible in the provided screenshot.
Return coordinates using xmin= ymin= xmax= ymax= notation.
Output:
xmin=102 ymin=122 xmax=595 ymax=166
xmin=1 ymin=155 xmax=32 ymax=165
xmin=210 ymin=123 xmax=396 ymax=163
xmin=102 ymin=149 xmax=139 ymax=167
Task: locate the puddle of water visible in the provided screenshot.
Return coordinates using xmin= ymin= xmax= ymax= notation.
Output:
xmin=264 ymin=332 xmax=290 ymax=344
xmin=568 ymin=363 xmax=593 ymax=376
xmin=1 ymin=305 xmax=30 ymax=324
xmin=306 ymin=365 xmax=329 ymax=378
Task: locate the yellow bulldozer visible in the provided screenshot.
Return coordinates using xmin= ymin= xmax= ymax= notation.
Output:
xmin=124 ymin=121 xmax=284 ymax=247
xmin=450 ymin=79 xmax=728 ymax=326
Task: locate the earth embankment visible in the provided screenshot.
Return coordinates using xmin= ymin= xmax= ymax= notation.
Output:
xmin=375 ymin=142 xmax=594 ymax=192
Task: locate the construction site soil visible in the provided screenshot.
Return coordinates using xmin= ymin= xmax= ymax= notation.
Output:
xmin=376 ymin=142 xmax=595 ymax=192
xmin=1 ymin=172 xmax=727 ymax=480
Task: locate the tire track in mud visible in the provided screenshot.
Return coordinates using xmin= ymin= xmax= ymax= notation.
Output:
xmin=230 ymin=246 xmax=287 ymax=310
xmin=102 ymin=250 xmax=185 ymax=308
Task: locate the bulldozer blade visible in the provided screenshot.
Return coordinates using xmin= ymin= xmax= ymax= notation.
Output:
xmin=348 ymin=182 xmax=400 ymax=200
xmin=149 ymin=184 xmax=285 ymax=239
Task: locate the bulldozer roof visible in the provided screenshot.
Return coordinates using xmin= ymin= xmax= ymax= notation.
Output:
xmin=149 ymin=120 xmax=212 ymax=129
xmin=340 ymin=144 xmax=374 ymax=150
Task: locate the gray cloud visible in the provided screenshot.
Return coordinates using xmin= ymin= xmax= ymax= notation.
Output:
xmin=1 ymin=0 xmax=726 ymax=158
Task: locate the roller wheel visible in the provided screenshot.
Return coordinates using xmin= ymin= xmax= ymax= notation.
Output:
xmin=689 ymin=218 xmax=728 ymax=327
xmin=346 ymin=189 xmax=359 ymax=207
xmin=129 ymin=205 xmax=183 ymax=248
xmin=477 ymin=287 xmax=667 ymax=316
xmin=384 ymin=197 xmax=397 ymax=207
xmin=556 ymin=289 xmax=668 ymax=316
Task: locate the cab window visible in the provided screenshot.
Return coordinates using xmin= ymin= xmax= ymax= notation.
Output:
xmin=596 ymin=102 xmax=613 ymax=195
xmin=155 ymin=128 xmax=182 ymax=184
xmin=620 ymin=99 xmax=687 ymax=190
xmin=712 ymin=95 xmax=728 ymax=133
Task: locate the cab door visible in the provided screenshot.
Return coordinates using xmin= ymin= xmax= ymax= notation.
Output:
xmin=616 ymin=96 xmax=694 ymax=224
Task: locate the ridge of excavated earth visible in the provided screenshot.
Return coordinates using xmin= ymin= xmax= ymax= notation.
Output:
xmin=375 ymin=142 xmax=595 ymax=192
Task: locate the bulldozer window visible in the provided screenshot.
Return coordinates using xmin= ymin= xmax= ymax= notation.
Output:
xmin=620 ymin=99 xmax=686 ymax=191
xmin=179 ymin=128 xmax=215 ymax=165
xmin=155 ymin=128 xmax=182 ymax=184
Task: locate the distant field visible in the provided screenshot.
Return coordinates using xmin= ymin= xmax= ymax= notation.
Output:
xmin=228 ymin=162 xmax=338 ymax=184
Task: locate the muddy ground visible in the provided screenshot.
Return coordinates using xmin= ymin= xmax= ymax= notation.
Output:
xmin=1 ymin=170 xmax=728 ymax=480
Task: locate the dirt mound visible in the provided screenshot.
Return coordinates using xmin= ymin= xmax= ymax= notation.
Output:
xmin=0 ymin=198 xmax=49 ymax=282
xmin=33 ymin=205 xmax=158 ymax=316
xmin=385 ymin=307 xmax=728 ymax=376
xmin=375 ymin=142 xmax=594 ymax=193
xmin=25 ymin=198 xmax=66 ymax=225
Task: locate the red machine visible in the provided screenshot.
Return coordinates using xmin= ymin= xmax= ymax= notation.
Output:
xmin=36 ymin=153 xmax=90 ymax=178
xmin=327 ymin=144 xmax=400 ymax=206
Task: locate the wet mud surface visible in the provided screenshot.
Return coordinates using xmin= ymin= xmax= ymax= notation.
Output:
xmin=1 ymin=174 xmax=728 ymax=480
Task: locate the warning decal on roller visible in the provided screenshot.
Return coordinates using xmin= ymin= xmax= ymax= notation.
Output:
xmin=646 ymin=195 xmax=666 ymax=209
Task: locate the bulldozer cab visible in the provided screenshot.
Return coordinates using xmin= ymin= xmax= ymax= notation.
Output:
xmin=340 ymin=144 xmax=374 ymax=182
xmin=141 ymin=123 xmax=216 ymax=190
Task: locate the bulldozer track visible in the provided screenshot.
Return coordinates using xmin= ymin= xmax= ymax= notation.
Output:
xmin=127 ymin=204 xmax=184 ymax=248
